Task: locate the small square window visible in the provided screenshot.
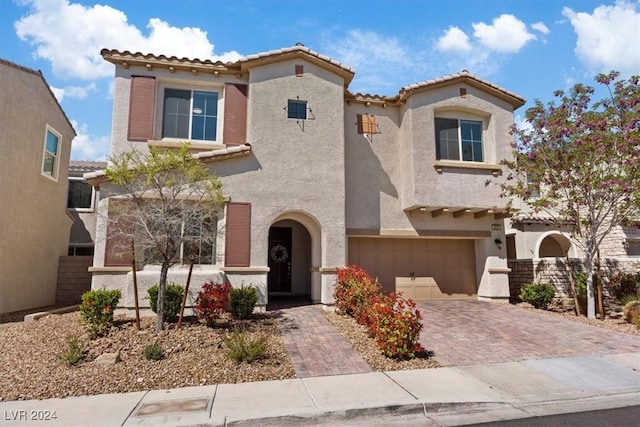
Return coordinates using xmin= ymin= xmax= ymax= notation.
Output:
xmin=295 ymin=65 xmax=304 ymax=77
xmin=287 ymin=99 xmax=307 ymax=120
xmin=42 ymin=127 xmax=61 ymax=178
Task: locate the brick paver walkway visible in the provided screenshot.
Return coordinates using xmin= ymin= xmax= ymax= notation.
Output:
xmin=419 ymin=301 xmax=640 ymax=367
xmin=274 ymin=305 xmax=371 ymax=378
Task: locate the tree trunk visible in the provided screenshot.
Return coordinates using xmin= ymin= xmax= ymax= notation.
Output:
xmin=156 ymin=262 xmax=169 ymax=332
xmin=584 ymin=244 xmax=597 ymax=319
xmin=596 ymin=249 xmax=605 ymax=320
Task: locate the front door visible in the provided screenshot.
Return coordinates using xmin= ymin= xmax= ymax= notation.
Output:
xmin=268 ymin=227 xmax=292 ymax=292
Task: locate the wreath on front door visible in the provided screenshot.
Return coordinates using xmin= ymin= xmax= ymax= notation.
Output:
xmin=270 ymin=244 xmax=289 ymax=263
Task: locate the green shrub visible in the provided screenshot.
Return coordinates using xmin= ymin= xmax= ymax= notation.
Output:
xmin=224 ymin=327 xmax=266 ymax=363
xmin=366 ymin=292 xmax=424 ymax=359
xmin=79 ymin=289 xmax=121 ymax=337
xmin=519 ymin=283 xmax=555 ymax=310
xmin=147 ymin=283 xmax=184 ymax=322
xmin=58 ymin=335 xmax=86 ymax=366
xmin=574 ymin=273 xmax=587 ymax=297
xmin=143 ymin=343 xmax=164 ymax=361
xmin=635 ymin=316 xmax=640 ymax=330
xmin=334 ymin=265 xmax=384 ymax=323
xmin=606 ymin=272 xmax=640 ymax=302
xmin=229 ymin=285 xmax=258 ymax=319
xmin=194 ymin=282 xmax=233 ymax=326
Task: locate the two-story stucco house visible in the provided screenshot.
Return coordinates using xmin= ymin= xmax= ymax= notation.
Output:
xmin=87 ymin=45 xmax=524 ymax=311
xmin=0 ymin=58 xmax=76 ymax=315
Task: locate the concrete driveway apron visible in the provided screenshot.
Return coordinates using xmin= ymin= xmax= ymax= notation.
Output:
xmin=418 ymin=300 xmax=640 ymax=367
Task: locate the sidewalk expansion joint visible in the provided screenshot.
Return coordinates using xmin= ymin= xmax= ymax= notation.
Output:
xmin=382 ymin=371 xmax=420 ymax=400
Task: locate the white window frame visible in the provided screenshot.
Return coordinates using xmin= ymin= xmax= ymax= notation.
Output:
xmin=67 ymin=177 xmax=97 ymax=212
xmin=41 ymin=125 xmax=61 ymax=181
xmin=159 ymin=85 xmax=223 ymax=144
xmin=434 ymin=116 xmax=486 ymax=163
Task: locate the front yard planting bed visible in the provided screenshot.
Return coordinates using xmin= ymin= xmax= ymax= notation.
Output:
xmin=0 ymin=312 xmax=294 ymax=401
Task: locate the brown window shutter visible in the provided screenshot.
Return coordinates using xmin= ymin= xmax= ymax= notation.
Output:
xmin=223 ymin=84 xmax=248 ymax=146
xmin=128 ymin=76 xmax=156 ymax=141
xmin=104 ymin=199 xmax=134 ymax=267
xmin=224 ymin=202 xmax=251 ymax=267
xmin=357 ymin=114 xmax=377 ymax=134
xmin=295 ymin=65 xmax=304 ymax=77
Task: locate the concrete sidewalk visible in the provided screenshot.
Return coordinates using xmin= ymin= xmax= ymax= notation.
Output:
xmin=2 ymin=352 xmax=640 ymax=426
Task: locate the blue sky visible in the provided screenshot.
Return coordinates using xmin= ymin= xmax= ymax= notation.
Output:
xmin=2 ymin=0 xmax=640 ymax=160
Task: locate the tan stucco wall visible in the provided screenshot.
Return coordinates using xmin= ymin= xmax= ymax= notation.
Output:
xmin=0 ymin=62 xmax=74 ymax=314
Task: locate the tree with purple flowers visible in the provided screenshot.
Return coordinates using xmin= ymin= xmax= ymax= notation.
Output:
xmin=501 ymin=71 xmax=640 ymax=319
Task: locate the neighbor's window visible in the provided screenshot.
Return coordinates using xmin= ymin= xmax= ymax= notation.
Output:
xmin=42 ymin=127 xmax=61 ymax=178
xmin=162 ymin=89 xmax=219 ymax=141
xmin=287 ymin=99 xmax=307 ymax=120
xmin=67 ymin=178 xmax=95 ymax=210
xmin=435 ymin=118 xmax=483 ymax=162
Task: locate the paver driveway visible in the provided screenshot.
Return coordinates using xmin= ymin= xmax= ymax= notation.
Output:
xmin=418 ymin=301 xmax=640 ymax=367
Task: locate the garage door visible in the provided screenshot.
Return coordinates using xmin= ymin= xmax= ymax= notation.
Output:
xmin=347 ymin=238 xmax=477 ymax=300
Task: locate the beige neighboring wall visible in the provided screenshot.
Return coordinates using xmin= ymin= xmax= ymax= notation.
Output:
xmin=0 ymin=60 xmax=75 ymax=314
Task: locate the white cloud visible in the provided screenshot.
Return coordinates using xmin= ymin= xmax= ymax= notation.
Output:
xmin=70 ymin=121 xmax=110 ymax=161
xmin=472 ymin=14 xmax=536 ymax=53
xmin=321 ymin=29 xmax=411 ymax=92
xmin=50 ymin=83 xmax=96 ymax=102
xmin=514 ymin=114 xmax=533 ymax=134
xmin=531 ymin=22 xmax=550 ymax=35
xmin=563 ymin=1 xmax=640 ymax=75
xmin=436 ymin=27 xmax=472 ymax=52
xmin=14 ymin=0 xmax=241 ymax=80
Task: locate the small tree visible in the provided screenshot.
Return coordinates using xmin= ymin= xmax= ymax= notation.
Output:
xmin=501 ymin=72 xmax=640 ymax=319
xmin=105 ymin=144 xmax=225 ymax=332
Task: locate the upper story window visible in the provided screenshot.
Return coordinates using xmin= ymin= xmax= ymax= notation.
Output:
xmin=435 ymin=118 xmax=483 ymax=162
xmin=287 ymin=99 xmax=307 ymax=120
xmin=42 ymin=126 xmax=61 ymax=179
xmin=162 ymin=89 xmax=219 ymax=141
xmin=67 ymin=177 xmax=96 ymax=211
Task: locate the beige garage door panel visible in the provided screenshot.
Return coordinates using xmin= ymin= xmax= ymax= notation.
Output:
xmin=348 ymin=238 xmax=477 ymax=300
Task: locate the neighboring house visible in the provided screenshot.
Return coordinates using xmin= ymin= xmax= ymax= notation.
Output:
xmin=87 ymin=45 xmax=525 ymax=311
xmin=67 ymin=160 xmax=107 ymax=256
xmin=0 ymin=58 xmax=76 ymax=314
xmin=506 ymin=213 xmax=640 ymax=299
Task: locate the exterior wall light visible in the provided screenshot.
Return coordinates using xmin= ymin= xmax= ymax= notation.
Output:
xmin=494 ymin=238 xmax=503 ymax=250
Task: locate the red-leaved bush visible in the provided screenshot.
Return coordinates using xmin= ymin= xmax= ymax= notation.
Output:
xmin=366 ymin=292 xmax=424 ymax=359
xmin=194 ymin=282 xmax=233 ymax=326
xmin=334 ymin=265 xmax=424 ymax=359
xmin=334 ymin=265 xmax=383 ymax=323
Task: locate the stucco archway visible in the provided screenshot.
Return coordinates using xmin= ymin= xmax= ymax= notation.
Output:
xmin=267 ymin=211 xmax=322 ymax=302
xmin=535 ymin=231 xmax=575 ymax=258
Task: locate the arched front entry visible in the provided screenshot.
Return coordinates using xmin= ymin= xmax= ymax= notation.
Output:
xmin=267 ymin=218 xmax=314 ymax=297
xmin=536 ymin=231 xmax=574 ymax=258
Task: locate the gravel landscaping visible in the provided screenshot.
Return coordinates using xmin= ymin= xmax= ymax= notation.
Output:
xmin=0 ymin=312 xmax=294 ymax=402
xmin=2 ymin=300 xmax=637 ymax=402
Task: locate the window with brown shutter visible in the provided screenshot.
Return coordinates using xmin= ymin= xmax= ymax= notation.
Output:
xmin=357 ymin=114 xmax=378 ymax=134
xmin=222 ymin=84 xmax=248 ymax=146
xmin=128 ymin=76 xmax=156 ymax=141
xmin=224 ymin=202 xmax=251 ymax=267
xmin=104 ymin=199 xmax=134 ymax=266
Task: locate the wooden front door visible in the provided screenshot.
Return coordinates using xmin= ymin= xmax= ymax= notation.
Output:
xmin=268 ymin=227 xmax=292 ymax=292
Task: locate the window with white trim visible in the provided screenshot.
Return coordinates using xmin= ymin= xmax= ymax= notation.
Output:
xmin=162 ymin=89 xmax=219 ymax=141
xmin=42 ymin=127 xmax=61 ymax=178
xmin=67 ymin=177 xmax=96 ymax=211
xmin=435 ymin=118 xmax=483 ymax=162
